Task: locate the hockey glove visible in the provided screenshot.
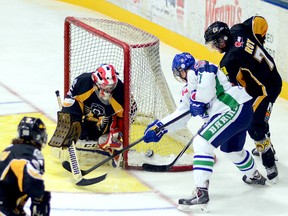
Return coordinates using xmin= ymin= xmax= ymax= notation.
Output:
xmin=30 ymin=191 xmax=51 ymax=216
xmin=190 ymin=100 xmax=207 ymax=117
xmin=98 ymin=129 xmax=123 ymax=150
xmin=98 ymin=115 xmax=123 ymax=150
xmin=14 ymin=196 xmax=28 ymax=215
xmin=143 ymin=120 xmax=168 ymax=143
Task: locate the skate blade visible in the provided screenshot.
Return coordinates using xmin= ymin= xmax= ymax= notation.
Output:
xmin=178 ymin=203 xmax=209 ymax=212
xmin=268 ymin=176 xmax=279 ymax=184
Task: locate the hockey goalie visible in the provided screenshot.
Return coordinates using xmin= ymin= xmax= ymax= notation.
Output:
xmin=49 ymin=64 xmax=137 ymax=167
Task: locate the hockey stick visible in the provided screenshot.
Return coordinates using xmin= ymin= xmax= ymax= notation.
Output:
xmin=62 ymin=110 xmax=191 ymax=176
xmin=55 ymin=90 xmax=107 ymax=186
xmin=142 ymin=132 xmax=196 ymax=172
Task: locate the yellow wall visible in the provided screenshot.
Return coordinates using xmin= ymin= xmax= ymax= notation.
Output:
xmin=58 ymin=0 xmax=288 ymax=100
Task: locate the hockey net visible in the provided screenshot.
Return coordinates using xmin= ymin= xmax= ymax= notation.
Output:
xmin=58 ymin=17 xmax=193 ymax=171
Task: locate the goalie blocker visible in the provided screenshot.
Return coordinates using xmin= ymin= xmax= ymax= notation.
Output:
xmin=48 ymin=112 xmax=81 ymax=148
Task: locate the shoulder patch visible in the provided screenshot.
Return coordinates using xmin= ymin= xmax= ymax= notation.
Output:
xmin=234 ymin=36 xmax=244 ymax=48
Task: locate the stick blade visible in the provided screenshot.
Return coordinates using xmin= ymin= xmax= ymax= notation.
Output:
xmin=62 ymin=160 xmax=88 ymax=175
xmin=62 ymin=161 xmax=107 ymax=186
xmin=62 ymin=160 xmax=72 ymax=172
xmin=76 ymin=174 xmax=107 ymax=186
xmin=142 ymin=163 xmax=170 ymax=172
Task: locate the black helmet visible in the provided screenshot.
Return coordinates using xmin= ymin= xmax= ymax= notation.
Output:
xmin=18 ymin=116 xmax=48 ymax=149
xmin=204 ymin=21 xmax=230 ymax=43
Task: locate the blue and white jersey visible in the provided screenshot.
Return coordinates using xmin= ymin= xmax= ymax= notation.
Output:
xmin=161 ymin=60 xmax=252 ymax=131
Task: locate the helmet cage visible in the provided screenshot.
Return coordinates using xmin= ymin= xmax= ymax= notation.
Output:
xmin=96 ymin=82 xmax=117 ymax=94
xmin=173 ymin=68 xmax=186 ymax=83
xmin=206 ymin=35 xmax=229 ymax=50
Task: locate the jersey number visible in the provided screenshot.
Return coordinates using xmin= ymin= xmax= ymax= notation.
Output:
xmin=254 ymin=46 xmax=274 ymax=70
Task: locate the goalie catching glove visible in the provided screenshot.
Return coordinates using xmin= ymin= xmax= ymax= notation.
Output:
xmin=143 ymin=120 xmax=168 ymax=143
xmin=98 ymin=115 xmax=123 ymax=150
xmin=30 ymin=191 xmax=51 ymax=216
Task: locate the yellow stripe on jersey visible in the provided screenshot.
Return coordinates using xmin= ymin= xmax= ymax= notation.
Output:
xmin=74 ymin=87 xmax=96 ymax=113
xmin=26 ymin=162 xmax=43 ymax=180
xmin=220 ymin=66 xmax=229 ymax=76
xmin=110 ymin=97 xmax=124 ymax=117
xmin=0 ymin=163 xmax=10 ymax=180
xmin=252 ymin=95 xmax=267 ymax=112
xmin=10 ymin=159 xmax=27 ymax=192
xmin=0 ymin=150 xmax=11 ymax=161
xmin=237 ymin=67 xmax=268 ymax=96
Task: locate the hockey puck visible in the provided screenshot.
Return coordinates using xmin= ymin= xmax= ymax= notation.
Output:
xmin=145 ymin=149 xmax=154 ymax=157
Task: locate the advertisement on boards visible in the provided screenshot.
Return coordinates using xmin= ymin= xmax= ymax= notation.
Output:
xmin=108 ymin=0 xmax=287 ymax=82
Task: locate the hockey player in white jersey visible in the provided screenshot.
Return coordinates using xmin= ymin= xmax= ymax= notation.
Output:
xmin=143 ymin=52 xmax=267 ymax=212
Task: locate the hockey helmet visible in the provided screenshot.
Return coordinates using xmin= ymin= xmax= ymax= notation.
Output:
xmin=172 ymin=52 xmax=195 ymax=82
xmin=204 ymin=21 xmax=230 ymax=50
xmin=18 ymin=116 xmax=48 ymax=149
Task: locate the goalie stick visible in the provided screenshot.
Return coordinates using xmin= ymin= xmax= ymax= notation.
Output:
xmin=55 ymin=90 xmax=107 ymax=186
xmin=142 ymin=134 xmax=196 ymax=172
xmin=62 ymin=110 xmax=191 ymax=176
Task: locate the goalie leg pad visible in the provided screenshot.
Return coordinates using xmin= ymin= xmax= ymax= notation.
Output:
xmin=48 ymin=112 xmax=81 ymax=148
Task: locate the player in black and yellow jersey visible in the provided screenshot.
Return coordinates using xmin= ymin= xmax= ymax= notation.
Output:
xmin=57 ymin=64 xmax=137 ymax=167
xmin=0 ymin=117 xmax=50 ymax=215
xmin=204 ymin=16 xmax=282 ymax=181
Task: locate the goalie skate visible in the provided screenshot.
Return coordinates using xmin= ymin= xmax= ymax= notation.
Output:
xmin=177 ymin=187 xmax=209 ymax=212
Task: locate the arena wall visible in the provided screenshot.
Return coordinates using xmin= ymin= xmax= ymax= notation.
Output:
xmin=58 ymin=0 xmax=288 ymax=100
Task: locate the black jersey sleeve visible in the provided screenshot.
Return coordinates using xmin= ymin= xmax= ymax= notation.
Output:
xmin=22 ymin=161 xmax=45 ymax=199
xmin=220 ymin=49 xmax=241 ymax=85
xmin=13 ymin=147 xmax=45 ymax=199
xmin=62 ymin=73 xmax=95 ymax=122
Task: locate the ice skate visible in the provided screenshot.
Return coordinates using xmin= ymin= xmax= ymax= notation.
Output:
xmin=242 ymin=170 xmax=267 ymax=185
xmin=177 ymin=187 xmax=209 ymax=212
xmin=251 ymin=148 xmax=260 ymax=157
xmin=266 ymin=164 xmax=278 ymax=183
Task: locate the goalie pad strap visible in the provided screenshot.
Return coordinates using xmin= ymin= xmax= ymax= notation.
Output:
xmin=48 ymin=112 xmax=81 ymax=148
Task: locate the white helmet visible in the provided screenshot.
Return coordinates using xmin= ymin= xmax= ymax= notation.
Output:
xmin=92 ymin=64 xmax=118 ymax=104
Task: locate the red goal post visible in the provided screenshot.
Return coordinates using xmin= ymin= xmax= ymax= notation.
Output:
xmin=64 ymin=16 xmax=193 ymax=171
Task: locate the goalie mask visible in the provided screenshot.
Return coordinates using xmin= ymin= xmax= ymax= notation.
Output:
xmin=172 ymin=52 xmax=195 ymax=83
xmin=92 ymin=64 xmax=118 ymax=105
xmin=18 ymin=116 xmax=48 ymax=149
